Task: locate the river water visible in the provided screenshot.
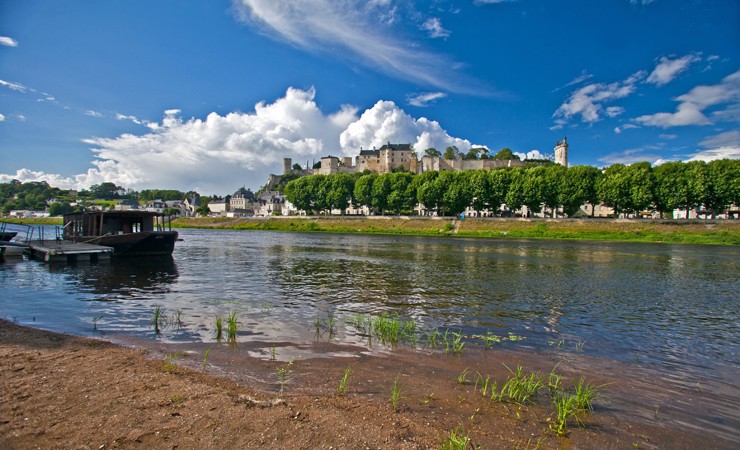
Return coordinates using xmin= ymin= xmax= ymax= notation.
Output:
xmin=1 ymin=228 xmax=738 ymax=440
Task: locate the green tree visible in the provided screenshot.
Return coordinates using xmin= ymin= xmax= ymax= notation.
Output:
xmin=284 ymin=176 xmax=316 ymax=214
xmin=48 ymin=202 xmax=74 ymax=217
xmin=625 ymin=162 xmax=654 ymax=215
xmin=487 ymin=169 xmax=511 ymax=215
xmin=371 ymin=174 xmax=392 ymax=215
xmin=328 ymin=174 xmax=354 ymax=214
xmin=543 ymin=165 xmax=566 ymax=217
xmin=424 ymin=148 xmax=441 ymax=157
xmin=443 ymin=146 xmax=460 ymax=160
xmin=704 ymin=159 xmax=739 ymax=216
xmin=653 ymin=161 xmax=689 ymax=217
xmin=415 ymin=171 xmax=441 ymax=215
xmin=469 ymin=170 xmax=491 ymax=214
xmin=353 ymin=174 xmax=377 ymax=212
xmin=559 ymin=165 xmax=601 ymax=217
xmin=387 ymin=172 xmax=415 ymax=214
xmin=505 ymin=167 xmax=527 ymax=212
xmin=442 ymin=171 xmax=472 ymax=216
xmin=597 ymin=164 xmax=631 ymax=217
xmin=521 ymin=166 xmax=548 ymax=214
xmin=494 ymin=148 xmax=520 ymax=160
xmin=292 ymin=163 xmax=302 ymax=171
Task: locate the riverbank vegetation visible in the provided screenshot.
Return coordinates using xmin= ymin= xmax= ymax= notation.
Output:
xmin=283 ymin=159 xmax=739 ymax=219
xmin=172 ymin=216 xmax=740 ymax=245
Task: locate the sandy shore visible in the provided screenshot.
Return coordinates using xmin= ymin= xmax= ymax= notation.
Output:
xmin=0 ymin=320 xmax=733 ymax=449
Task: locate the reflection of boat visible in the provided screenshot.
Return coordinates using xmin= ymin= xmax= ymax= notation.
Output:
xmin=62 ymin=211 xmax=178 ymax=256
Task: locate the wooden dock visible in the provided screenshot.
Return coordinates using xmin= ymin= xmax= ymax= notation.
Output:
xmin=27 ymin=240 xmax=114 ymax=263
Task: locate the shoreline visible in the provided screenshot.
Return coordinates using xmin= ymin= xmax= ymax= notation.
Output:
xmin=1 ymin=319 xmax=735 ymax=449
xmin=5 ymin=216 xmax=737 ymax=245
xmin=172 ymin=216 xmax=740 ymax=246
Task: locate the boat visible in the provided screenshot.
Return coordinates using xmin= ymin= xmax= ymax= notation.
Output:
xmin=0 ymin=222 xmax=31 ymax=257
xmin=62 ymin=210 xmax=178 ymax=256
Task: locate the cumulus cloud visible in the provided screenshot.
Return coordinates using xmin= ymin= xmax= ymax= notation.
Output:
xmin=339 ymin=100 xmax=471 ymax=155
xmin=85 ymin=110 xmax=103 ymax=118
xmin=635 ymin=69 xmax=740 ymax=128
xmin=407 ymin=92 xmax=447 ymax=107
xmin=0 ymin=87 xmax=472 ymax=193
xmin=514 ymin=149 xmax=547 ymax=161
xmin=232 ymin=0 xmax=486 ymax=94
xmin=552 ymin=71 xmax=645 ymax=127
xmin=646 ymin=54 xmax=700 ymax=86
xmin=421 ymin=18 xmax=450 ymax=39
xmin=0 ymin=113 xmax=5 ymax=122
xmin=0 ymin=36 xmax=18 ymax=47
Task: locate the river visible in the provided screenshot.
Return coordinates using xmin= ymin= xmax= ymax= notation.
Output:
xmin=1 ymin=228 xmax=738 ymax=442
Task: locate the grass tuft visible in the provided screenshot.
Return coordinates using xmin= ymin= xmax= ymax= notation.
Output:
xmin=337 ymin=365 xmax=352 ymax=396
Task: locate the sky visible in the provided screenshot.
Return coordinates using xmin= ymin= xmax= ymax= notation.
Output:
xmin=0 ymin=0 xmax=739 ymax=195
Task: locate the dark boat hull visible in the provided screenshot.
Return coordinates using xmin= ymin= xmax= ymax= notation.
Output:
xmin=71 ymin=231 xmax=178 ymax=256
xmin=0 ymin=231 xmax=18 ymax=242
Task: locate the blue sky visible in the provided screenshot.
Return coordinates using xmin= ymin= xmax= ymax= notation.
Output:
xmin=1 ymin=0 xmax=738 ymax=194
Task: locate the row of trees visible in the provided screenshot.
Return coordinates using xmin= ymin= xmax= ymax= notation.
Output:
xmin=283 ymin=159 xmax=739 ymax=218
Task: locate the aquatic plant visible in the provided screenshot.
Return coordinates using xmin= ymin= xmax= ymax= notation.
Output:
xmin=276 ymin=359 xmax=293 ymax=396
xmin=171 ymin=309 xmax=184 ymax=329
xmin=457 ymin=368 xmax=470 ymax=385
xmin=390 ymin=375 xmax=402 ymax=412
xmin=575 ymin=340 xmax=586 ymax=352
xmin=226 ymin=311 xmax=238 ymax=342
xmin=573 ymin=378 xmax=598 ymax=412
xmin=440 ymin=427 xmax=471 ymax=450
xmin=474 ymin=371 xmax=491 ymax=397
xmin=548 ymin=366 xmax=563 ymax=397
xmin=498 ymin=364 xmax=543 ymax=404
xmin=162 ymin=352 xmax=179 ymax=373
xmin=550 ymin=393 xmax=579 ymax=436
xmin=152 ymin=305 xmax=164 ymax=334
xmin=270 ymin=346 xmax=277 ymax=361
xmin=203 ymin=347 xmax=211 ymax=369
xmin=426 ymin=328 xmax=440 ymax=348
xmin=337 ymin=365 xmax=351 ymax=396
xmin=215 ymin=316 xmax=224 ymax=341
xmin=92 ymin=315 xmax=103 ymax=331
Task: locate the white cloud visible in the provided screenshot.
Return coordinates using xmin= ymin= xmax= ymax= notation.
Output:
xmin=552 ymin=71 xmax=645 ymax=126
xmin=699 ymin=130 xmax=740 ymax=148
xmin=474 ymin=0 xmax=517 ymax=4
xmin=115 ymin=113 xmax=146 ymax=125
xmin=598 ymin=148 xmax=662 ymax=165
xmin=685 ymin=146 xmax=740 ymax=162
xmin=635 ymin=69 xmax=740 ymax=128
xmin=407 ymin=92 xmax=447 ymax=107
xmin=629 ymin=0 xmax=656 ymax=5
xmin=232 ymin=0 xmax=486 ymax=94
xmin=421 ymin=17 xmax=450 ymax=39
xmin=659 ymin=134 xmax=677 ymax=140
xmin=614 ymin=123 xmax=639 ymax=134
xmin=552 ymin=70 xmax=593 ymax=93
xmin=646 ymin=54 xmax=700 ymax=86
xmin=0 ymin=79 xmax=27 ymax=92
xmin=340 ymin=99 xmax=471 ymax=155
xmin=0 ymin=113 xmax=5 ymax=122
xmin=514 ymin=149 xmax=547 ymax=160
xmin=0 ymin=87 xmax=472 ymax=193
xmin=85 ymin=110 xmax=103 ymax=118
xmin=0 ymin=36 xmax=18 ymax=47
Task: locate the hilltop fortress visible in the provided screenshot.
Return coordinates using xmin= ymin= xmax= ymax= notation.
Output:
xmin=268 ymin=138 xmax=569 ymax=189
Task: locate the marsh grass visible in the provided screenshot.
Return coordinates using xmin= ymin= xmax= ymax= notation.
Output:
xmin=203 ymin=347 xmax=211 ymax=369
xmin=474 ymin=371 xmax=491 ymax=397
xmin=337 ymin=365 xmax=351 ymax=396
xmin=550 ymin=393 xmax=579 ymax=436
xmin=440 ymin=427 xmax=471 ymax=450
xmin=390 ymin=375 xmax=402 ymax=412
xmin=171 ymin=309 xmax=184 ymax=330
xmin=226 ymin=311 xmax=238 ymax=342
xmin=457 ymin=368 xmax=470 ymax=385
xmin=573 ymin=378 xmax=598 ymax=412
xmin=270 ymin=346 xmax=277 ymax=361
xmin=152 ymin=305 xmax=165 ymax=334
xmin=162 ymin=352 xmax=180 ymax=373
xmin=92 ymin=315 xmax=103 ymax=331
xmin=215 ymin=316 xmax=224 ymax=341
xmin=276 ymin=359 xmax=294 ymax=396
xmin=498 ymin=364 xmax=543 ymax=404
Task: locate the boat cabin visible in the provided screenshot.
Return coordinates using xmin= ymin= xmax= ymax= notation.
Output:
xmin=63 ymin=211 xmax=173 ymax=238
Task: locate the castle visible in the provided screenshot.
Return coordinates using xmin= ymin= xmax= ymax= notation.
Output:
xmin=268 ymin=140 xmax=568 ymax=189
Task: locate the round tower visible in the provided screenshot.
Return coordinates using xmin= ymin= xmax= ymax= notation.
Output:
xmin=283 ymin=158 xmax=292 ymax=175
xmin=554 ymin=137 xmax=568 ymax=167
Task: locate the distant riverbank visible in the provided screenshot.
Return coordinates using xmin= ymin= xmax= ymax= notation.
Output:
xmin=173 ymin=216 xmax=740 ymax=246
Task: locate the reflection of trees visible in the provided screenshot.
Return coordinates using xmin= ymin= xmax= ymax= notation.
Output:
xmin=48 ymin=256 xmax=178 ymax=299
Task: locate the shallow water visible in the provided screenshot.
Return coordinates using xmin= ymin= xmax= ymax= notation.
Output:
xmin=1 ymin=228 xmax=738 ymax=441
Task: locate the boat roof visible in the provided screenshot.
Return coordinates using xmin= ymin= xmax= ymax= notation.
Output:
xmin=64 ymin=210 xmax=171 ymax=219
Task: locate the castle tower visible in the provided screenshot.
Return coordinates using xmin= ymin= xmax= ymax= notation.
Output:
xmin=554 ymin=137 xmax=568 ymax=167
xmin=283 ymin=158 xmax=292 ymax=175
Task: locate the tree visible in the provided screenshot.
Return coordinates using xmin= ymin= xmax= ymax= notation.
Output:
xmin=703 ymin=159 xmax=739 ymax=217
xmin=414 ymin=171 xmax=441 ymax=215
xmin=49 ymin=202 xmax=74 ymax=217
xmin=371 ymin=174 xmax=392 ymax=215
xmin=353 ymin=174 xmax=377 ymax=212
xmin=504 ymin=168 xmax=527 ymax=212
xmin=328 ymin=174 xmax=354 ymax=214
xmin=493 ymin=148 xmax=520 ymax=160
xmin=387 ymin=172 xmax=415 ymax=214
xmin=543 ymin=165 xmax=566 ymax=217
xmin=625 ymin=162 xmax=654 ymax=215
xmin=441 ymin=171 xmax=472 ymax=216
xmin=424 ymin=148 xmax=441 ymax=157
xmin=597 ymin=164 xmax=631 ymax=217
xmin=292 ymin=163 xmax=302 ymax=171
xmin=560 ymin=165 xmax=601 ymax=217
xmin=521 ymin=166 xmax=548 ymax=214
xmin=89 ymin=182 xmax=126 ymax=199
xmin=463 ymin=147 xmax=484 ymax=160
xmin=653 ymin=161 xmax=689 ymax=217
xmin=284 ymin=176 xmax=316 ymax=213
xmin=469 ymin=170 xmax=491 ymax=214
xmin=443 ymin=146 xmax=460 ymax=160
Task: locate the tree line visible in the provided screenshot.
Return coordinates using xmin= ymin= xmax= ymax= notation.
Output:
xmin=283 ymin=159 xmax=739 ymax=218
